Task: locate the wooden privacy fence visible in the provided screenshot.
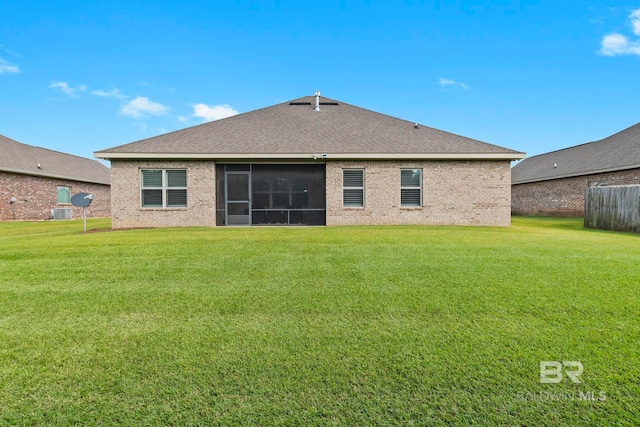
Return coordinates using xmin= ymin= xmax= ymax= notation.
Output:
xmin=584 ymin=184 xmax=640 ymax=233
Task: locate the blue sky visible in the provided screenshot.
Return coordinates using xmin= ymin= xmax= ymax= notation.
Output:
xmin=1 ymin=1 xmax=640 ymax=163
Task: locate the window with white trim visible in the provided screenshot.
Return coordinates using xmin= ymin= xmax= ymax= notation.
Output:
xmin=343 ymin=169 xmax=364 ymax=207
xmin=57 ymin=186 xmax=70 ymax=204
xmin=141 ymin=169 xmax=187 ymax=208
xmin=400 ymin=169 xmax=422 ymax=207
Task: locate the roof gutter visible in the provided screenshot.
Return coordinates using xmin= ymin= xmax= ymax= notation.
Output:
xmin=95 ymin=152 xmax=526 ymax=161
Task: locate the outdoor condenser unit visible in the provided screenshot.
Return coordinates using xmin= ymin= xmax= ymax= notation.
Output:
xmin=52 ymin=208 xmax=73 ymax=220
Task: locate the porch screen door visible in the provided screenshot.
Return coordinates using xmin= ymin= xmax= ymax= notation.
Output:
xmin=226 ymin=172 xmax=251 ymax=225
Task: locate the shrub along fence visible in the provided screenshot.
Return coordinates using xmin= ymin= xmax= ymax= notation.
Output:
xmin=584 ymin=184 xmax=640 ymax=233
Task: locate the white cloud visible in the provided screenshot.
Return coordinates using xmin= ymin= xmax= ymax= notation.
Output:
xmin=439 ymin=78 xmax=469 ymax=90
xmin=49 ymin=81 xmax=87 ymax=96
xmin=120 ymin=96 xmax=169 ymax=118
xmin=631 ymin=9 xmax=640 ymax=35
xmin=92 ymin=88 xmax=128 ymax=99
xmin=600 ymin=33 xmax=640 ymax=55
xmin=599 ymin=8 xmax=640 ymax=56
xmin=192 ymin=103 xmax=239 ymax=122
xmin=0 ymin=58 xmax=19 ymax=74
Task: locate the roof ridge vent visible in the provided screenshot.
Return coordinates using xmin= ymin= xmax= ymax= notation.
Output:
xmin=314 ymin=91 xmax=321 ymax=111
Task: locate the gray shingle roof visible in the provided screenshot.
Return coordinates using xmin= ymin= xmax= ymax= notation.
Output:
xmin=0 ymin=133 xmax=111 ymax=185
xmin=512 ymin=122 xmax=640 ymax=184
xmin=96 ymin=95 xmax=524 ymax=160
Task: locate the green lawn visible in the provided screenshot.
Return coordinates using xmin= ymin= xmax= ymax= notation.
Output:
xmin=0 ymin=217 xmax=638 ymax=425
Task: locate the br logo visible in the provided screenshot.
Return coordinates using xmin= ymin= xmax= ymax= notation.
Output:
xmin=540 ymin=361 xmax=583 ymax=384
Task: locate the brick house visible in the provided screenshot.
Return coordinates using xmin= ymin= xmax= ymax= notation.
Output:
xmin=95 ymin=93 xmax=524 ymax=229
xmin=512 ymin=123 xmax=640 ymax=216
xmin=1 ymin=133 xmax=111 ymax=221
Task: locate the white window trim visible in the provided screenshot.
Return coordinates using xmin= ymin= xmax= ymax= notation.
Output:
xmin=342 ymin=168 xmax=365 ymax=208
xmin=400 ymin=168 xmax=422 ymax=208
xmin=140 ymin=169 xmax=188 ymax=209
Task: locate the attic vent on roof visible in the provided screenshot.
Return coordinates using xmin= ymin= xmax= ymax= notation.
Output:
xmin=289 ymin=102 xmax=312 ymax=105
xmin=319 ymin=102 xmax=339 ymax=105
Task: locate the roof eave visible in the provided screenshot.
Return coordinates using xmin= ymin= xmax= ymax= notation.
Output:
xmin=95 ymin=152 xmax=526 ymax=161
xmin=512 ymin=163 xmax=640 ymax=185
xmin=0 ymin=167 xmax=111 ymax=186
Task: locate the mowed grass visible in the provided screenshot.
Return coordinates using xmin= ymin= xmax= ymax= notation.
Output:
xmin=0 ymin=217 xmax=639 ymax=426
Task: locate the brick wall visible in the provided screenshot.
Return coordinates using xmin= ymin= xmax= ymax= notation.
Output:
xmin=0 ymin=171 xmax=110 ymax=221
xmin=511 ymin=167 xmax=640 ymax=216
xmin=326 ymin=160 xmax=512 ymax=226
xmin=110 ymin=160 xmax=216 ymax=229
xmin=111 ymin=159 xmax=512 ymax=228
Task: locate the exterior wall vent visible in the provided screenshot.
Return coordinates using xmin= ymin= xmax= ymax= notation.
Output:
xmin=53 ymin=208 xmax=73 ymax=220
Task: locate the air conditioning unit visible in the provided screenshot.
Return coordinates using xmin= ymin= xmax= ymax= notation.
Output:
xmin=53 ymin=208 xmax=73 ymax=220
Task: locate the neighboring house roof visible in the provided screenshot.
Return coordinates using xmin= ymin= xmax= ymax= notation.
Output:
xmin=0 ymin=133 xmax=111 ymax=185
xmin=95 ymin=95 xmax=524 ymax=161
xmin=512 ymin=122 xmax=640 ymax=185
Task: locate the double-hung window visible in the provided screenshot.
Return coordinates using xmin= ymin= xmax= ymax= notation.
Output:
xmin=57 ymin=186 xmax=70 ymax=204
xmin=343 ymin=169 xmax=364 ymax=207
xmin=141 ymin=169 xmax=187 ymax=208
xmin=400 ymin=169 xmax=422 ymax=207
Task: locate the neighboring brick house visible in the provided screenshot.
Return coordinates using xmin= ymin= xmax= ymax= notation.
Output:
xmin=1 ymin=134 xmax=111 ymax=221
xmin=95 ymin=93 xmax=524 ymax=229
xmin=512 ymin=123 xmax=640 ymax=216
